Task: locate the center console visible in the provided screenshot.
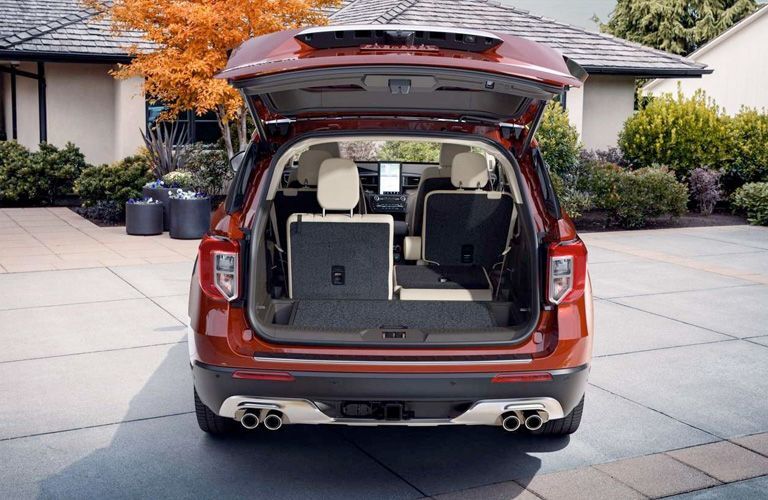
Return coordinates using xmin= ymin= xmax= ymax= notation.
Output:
xmin=367 ymin=162 xmax=408 ymax=214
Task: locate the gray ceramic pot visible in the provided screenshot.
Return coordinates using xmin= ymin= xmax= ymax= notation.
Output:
xmin=169 ymin=197 xmax=211 ymax=239
xmin=142 ymin=186 xmax=172 ymax=230
xmin=125 ymin=202 xmax=163 ymax=236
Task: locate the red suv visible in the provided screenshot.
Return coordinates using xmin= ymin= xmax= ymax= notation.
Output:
xmin=190 ymin=25 xmax=592 ymax=435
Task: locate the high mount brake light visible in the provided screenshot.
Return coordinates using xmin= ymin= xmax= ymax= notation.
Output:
xmin=199 ymin=236 xmax=240 ymax=302
xmin=548 ymin=240 xmax=587 ymax=305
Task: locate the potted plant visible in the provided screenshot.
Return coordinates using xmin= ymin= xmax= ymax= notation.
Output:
xmin=168 ymin=189 xmax=211 ymax=239
xmin=142 ymin=179 xmax=172 ymax=230
xmin=125 ymin=198 xmax=164 ymax=236
xmin=141 ymin=122 xmax=188 ymax=230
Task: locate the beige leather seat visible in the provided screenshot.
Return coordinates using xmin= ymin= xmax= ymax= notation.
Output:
xmin=286 ymin=149 xmax=332 ymax=187
xmin=406 ymin=143 xmax=471 ymax=236
xmin=286 ymin=159 xmax=394 ymax=300
xmin=398 ymin=152 xmax=514 ymax=301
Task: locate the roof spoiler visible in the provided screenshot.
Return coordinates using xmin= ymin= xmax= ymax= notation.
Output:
xmin=564 ymin=55 xmax=589 ymax=83
xmin=295 ymin=24 xmax=503 ymax=52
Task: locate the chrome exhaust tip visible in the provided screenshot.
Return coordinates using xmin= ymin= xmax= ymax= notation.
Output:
xmin=263 ymin=412 xmax=283 ymax=431
xmin=501 ymin=413 xmax=522 ymax=432
xmin=240 ymin=412 xmax=260 ymax=430
xmin=524 ymin=413 xmax=544 ymax=431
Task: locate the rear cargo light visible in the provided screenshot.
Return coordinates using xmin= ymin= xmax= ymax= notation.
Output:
xmin=232 ymin=370 xmax=295 ymax=382
xmin=199 ymin=236 xmax=240 ymax=302
xmin=547 ymin=240 xmax=587 ymax=305
xmin=491 ymin=372 xmax=553 ymax=383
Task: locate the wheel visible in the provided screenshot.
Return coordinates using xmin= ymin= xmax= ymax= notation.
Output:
xmin=534 ymin=396 xmax=584 ymax=435
xmin=194 ymin=389 xmax=239 ymax=435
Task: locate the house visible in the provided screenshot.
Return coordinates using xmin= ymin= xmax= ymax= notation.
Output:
xmin=644 ymin=6 xmax=768 ymax=114
xmin=1 ymin=0 xmax=708 ymax=165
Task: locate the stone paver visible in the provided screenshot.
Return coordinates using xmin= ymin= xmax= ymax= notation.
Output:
xmin=614 ymin=285 xmax=768 ymax=338
xmin=592 ymin=299 xmax=729 ymax=357
xmin=434 ymin=480 xmax=540 ymax=500
xmin=591 ymin=341 xmax=768 ymax=438
xmin=0 ymin=208 xmax=195 ymax=272
xmin=667 ymin=441 xmax=768 ymax=483
xmin=732 ymin=433 xmax=768 ymax=457
xmin=595 ymin=453 xmax=721 ymax=498
xmin=665 ymin=476 xmax=768 ymax=500
xmin=525 ymin=467 xmax=646 ymax=500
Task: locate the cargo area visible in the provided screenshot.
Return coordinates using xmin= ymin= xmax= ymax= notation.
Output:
xmin=247 ymin=137 xmax=540 ymax=346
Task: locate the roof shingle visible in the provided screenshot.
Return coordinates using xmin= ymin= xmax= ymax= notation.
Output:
xmin=330 ymin=0 xmax=709 ymax=77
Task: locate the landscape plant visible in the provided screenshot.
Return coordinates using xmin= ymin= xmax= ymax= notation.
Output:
xmin=724 ymin=108 xmax=768 ymax=187
xmin=731 ymin=182 xmax=768 ymax=225
xmin=180 ymin=143 xmax=232 ymax=195
xmin=74 ymin=154 xmax=154 ymax=211
xmin=536 ymin=101 xmax=581 ymax=176
xmin=688 ymin=167 xmax=722 ymax=215
xmin=0 ymin=141 xmax=88 ymax=204
xmin=583 ymin=163 xmax=689 ymax=228
xmin=619 ymin=90 xmax=729 ymax=179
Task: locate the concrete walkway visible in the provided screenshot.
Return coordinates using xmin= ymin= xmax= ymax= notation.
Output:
xmin=0 ymin=208 xmax=767 ymax=499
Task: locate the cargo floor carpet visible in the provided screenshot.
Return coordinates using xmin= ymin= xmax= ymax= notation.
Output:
xmin=290 ymin=300 xmax=497 ymax=330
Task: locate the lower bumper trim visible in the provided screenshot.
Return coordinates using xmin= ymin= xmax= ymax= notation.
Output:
xmin=218 ymin=396 xmax=564 ymax=427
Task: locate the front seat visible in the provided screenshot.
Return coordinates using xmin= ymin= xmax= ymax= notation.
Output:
xmin=406 ymin=143 xmax=471 ymax=236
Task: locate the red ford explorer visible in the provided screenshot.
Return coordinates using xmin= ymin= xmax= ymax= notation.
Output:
xmin=189 ymin=25 xmax=592 ymax=435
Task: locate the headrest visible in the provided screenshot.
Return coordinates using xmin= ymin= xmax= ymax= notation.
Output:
xmin=317 ymin=158 xmax=360 ymax=211
xmin=420 ymin=166 xmax=443 ymax=182
xmin=451 ymin=152 xmax=489 ymax=189
xmin=439 ymin=143 xmax=471 ymax=167
xmin=310 ymin=142 xmax=341 ymax=157
xmin=296 ymin=150 xmax=332 ymax=186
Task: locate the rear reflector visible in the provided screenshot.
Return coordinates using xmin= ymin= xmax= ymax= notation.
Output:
xmin=491 ymin=372 xmax=553 ymax=383
xmin=232 ymin=370 xmax=295 ymax=382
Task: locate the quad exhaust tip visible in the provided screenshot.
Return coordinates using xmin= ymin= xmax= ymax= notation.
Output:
xmin=524 ymin=413 xmax=544 ymax=431
xmin=501 ymin=413 xmax=522 ymax=432
xmin=240 ymin=412 xmax=260 ymax=430
xmin=263 ymin=412 xmax=284 ymax=431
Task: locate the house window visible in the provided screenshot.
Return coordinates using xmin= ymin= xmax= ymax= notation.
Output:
xmin=146 ymin=103 xmax=221 ymax=145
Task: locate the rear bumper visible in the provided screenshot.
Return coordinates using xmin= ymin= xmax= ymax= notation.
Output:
xmin=192 ymin=361 xmax=589 ymax=424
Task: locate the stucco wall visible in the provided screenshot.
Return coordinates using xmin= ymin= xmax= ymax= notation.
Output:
xmin=1 ymin=62 xmax=145 ymax=164
xmin=566 ymin=74 xmax=636 ymax=150
xmin=645 ymin=10 xmax=768 ymax=114
xmin=114 ymin=77 xmax=146 ymax=160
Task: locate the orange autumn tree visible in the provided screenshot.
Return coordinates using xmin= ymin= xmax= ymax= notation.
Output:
xmin=89 ymin=0 xmax=337 ymax=157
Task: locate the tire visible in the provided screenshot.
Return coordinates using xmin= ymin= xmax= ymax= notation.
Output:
xmin=534 ymin=396 xmax=584 ymax=435
xmin=194 ymin=389 xmax=239 ymax=435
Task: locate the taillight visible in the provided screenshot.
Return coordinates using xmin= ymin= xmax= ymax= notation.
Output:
xmin=547 ymin=240 xmax=587 ymax=305
xmin=199 ymin=236 xmax=240 ymax=302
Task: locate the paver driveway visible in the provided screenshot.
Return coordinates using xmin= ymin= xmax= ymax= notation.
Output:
xmin=1 ymin=209 xmax=767 ymax=499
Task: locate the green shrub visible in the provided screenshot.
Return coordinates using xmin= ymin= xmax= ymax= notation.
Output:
xmin=537 ymin=101 xmax=581 ymax=176
xmin=181 ymin=143 xmax=231 ymax=195
xmin=725 ymin=109 xmax=768 ymax=186
xmin=0 ymin=142 xmax=87 ymax=204
xmin=551 ymin=170 xmax=594 ymax=219
xmin=584 ymin=163 xmax=688 ymax=228
xmin=619 ymin=90 xmax=730 ymax=178
xmin=731 ymin=182 xmax=768 ymax=225
xmin=75 ymin=155 xmax=153 ymax=210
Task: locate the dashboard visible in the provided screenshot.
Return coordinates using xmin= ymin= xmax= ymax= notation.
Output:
xmin=356 ymin=161 xmax=431 ymax=214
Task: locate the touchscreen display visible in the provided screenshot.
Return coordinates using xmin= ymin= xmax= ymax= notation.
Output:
xmin=379 ymin=163 xmax=401 ymax=194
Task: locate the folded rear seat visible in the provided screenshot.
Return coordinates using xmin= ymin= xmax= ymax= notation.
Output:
xmin=397 ymin=152 xmax=514 ymax=301
xmin=287 ymin=158 xmax=394 ymax=300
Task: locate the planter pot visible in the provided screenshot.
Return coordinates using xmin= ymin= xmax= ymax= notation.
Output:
xmin=142 ymin=186 xmax=172 ymax=230
xmin=125 ymin=203 xmax=164 ymax=236
xmin=169 ymin=197 xmax=211 ymax=239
